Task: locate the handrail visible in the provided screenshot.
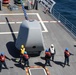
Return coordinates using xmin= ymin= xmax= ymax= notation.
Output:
xmin=40 ymin=0 xmax=56 ymax=12
xmin=40 ymin=0 xmax=76 ymax=37
xmin=51 ymin=8 xmax=76 ymax=37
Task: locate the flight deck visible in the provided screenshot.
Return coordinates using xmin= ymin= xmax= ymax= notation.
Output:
xmin=0 ymin=1 xmax=76 ymax=75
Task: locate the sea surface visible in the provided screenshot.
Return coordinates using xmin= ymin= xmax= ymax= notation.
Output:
xmin=53 ymin=0 xmax=76 ymax=26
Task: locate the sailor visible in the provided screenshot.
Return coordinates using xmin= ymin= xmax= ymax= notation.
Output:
xmin=45 ymin=49 xmax=52 ymax=67
xmin=20 ymin=45 xmax=26 ymax=52
xmin=64 ymin=48 xmax=74 ymax=67
xmin=0 ymin=52 xmax=10 ymax=72
xmin=23 ymin=51 xmax=29 ymax=69
xmin=43 ymin=7 xmax=49 ymax=14
xmin=49 ymin=44 xmax=56 ymax=61
xmin=19 ymin=44 xmax=26 ymax=64
xmin=33 ymin=0 xmax=38 ymax=10
xmin=31 ymin=0 xmax=34 ymax=9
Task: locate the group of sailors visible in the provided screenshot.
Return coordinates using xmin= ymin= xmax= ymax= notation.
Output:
xmin=0 ymin=45 xmax=30 ymax=72
xmin=0 ymin=44 xmax=74 ymax=72
xmin=44 ymin=44 xmax=74 ymax=67
xmin=19 ymin=45 xmax=29 ymax=68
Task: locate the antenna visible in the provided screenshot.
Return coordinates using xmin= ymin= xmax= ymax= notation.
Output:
xmin=20 ymin=0 xmax=28 ymax=20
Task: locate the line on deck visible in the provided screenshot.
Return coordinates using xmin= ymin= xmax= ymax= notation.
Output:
xmin=36 ymin=13 xmax=48 ymax=32
xmin=0 ymin=21 xmax=57 ymax=24
xmin=0 ymin=13 xmax=48 ymax=32
xmin=0 ymin=13 xmax=37 ymax=15
xmin=0 ymin=30 xmax=49 ymax=34
xmin=0 ymin=32 xmax=18 ymax=34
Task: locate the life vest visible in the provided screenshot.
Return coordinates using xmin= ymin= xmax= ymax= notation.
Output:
xmin=23 ymin=54 xmax=29 ymax=60
xmin=0 ymin=55 xmax=6 ymax=62
xmin=50 ymin=47 xmax=55 ymax=53
xmin=45 ymin=52 xmax=51 ymax=57
xmin=20 ymin=48 xmax=25 ymax=55
xmin=65 ymin=51 xmax=70 ymax=57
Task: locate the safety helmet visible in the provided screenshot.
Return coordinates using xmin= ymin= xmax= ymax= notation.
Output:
xmin=24 ymin=51 xmax=27 ymax=54
xmin=21 ymin=45 xmax=24 ymax=48
xmin=1 ymin=52 xmax=4 ymax=55
xmin=45 ymin=49 xmax=49 ymax=52
xmin=65 ymin=48 xmax=68 ymax=51
xmin=51 ymin=44 xmax=54 ymax=47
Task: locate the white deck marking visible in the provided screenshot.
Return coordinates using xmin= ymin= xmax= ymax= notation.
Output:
xmin=50 ymin=21 xmax=57 ymax=23
xmin=29 ymin=68 xmax=47 ymax=75
xmin=0 ymin=13 xmax=48 ymax=32
xmin=16 ymin=22 xmax=22 ymax=24
xmin=0 ymin=22 xmax=6 ymax=24
xmin=0 ymin=32 xmax=18 ymax=35
xmin=0 ymin=13 xmax=37 ymax=15
xmin=0 ymin=13 xmax=55 ymax=34
xmin=0 ymin=21 xmax=57 ymax=24
xmin=36 ymin=13 xmax=48 ymax=32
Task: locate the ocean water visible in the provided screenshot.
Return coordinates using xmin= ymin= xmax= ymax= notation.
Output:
xmin=53 ymin=0 xmax=76 ymax=26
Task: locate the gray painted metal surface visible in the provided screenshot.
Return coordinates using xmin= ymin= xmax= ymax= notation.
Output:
xmin=0 ymin=1 xmax=76 ymax=75
xmin=15 ymin=20 xmax=44 ymax=53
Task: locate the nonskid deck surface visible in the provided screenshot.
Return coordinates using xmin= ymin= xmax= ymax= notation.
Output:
xmin=0 ymin=1 xmax=76 ymax=75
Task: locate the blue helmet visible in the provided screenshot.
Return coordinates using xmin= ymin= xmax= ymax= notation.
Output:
xmin=45 ymin=49 xmax=49 ymax=52
xmin=65 ymin=48 xmax=68 ymax=51
xmin=24 ymin=51 xmax=27 ymax=54
xmin=0 ymin=52 xmax=4 ymax=55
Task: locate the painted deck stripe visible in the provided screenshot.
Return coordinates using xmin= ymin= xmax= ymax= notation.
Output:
xmin=0 ymin=30 xmax=47 ymax=34
xmin=0 ymin=32 xmax=18 ymax=34
xmin=0 ymin=22 xmax=6 ymax=24
xmin=0 ymin=13 xmax=38 ymax=16
xmin=0 ymin=13 xmax=50 ymax=32
xmin=0 ymin=21 xmax=57 ymax=24
xmin=0 ymin=13 xmax=48 ymax=32
xmin=16 ymin=22 xmax=22 ymax=24
xmin=36 ymin=13 xmax=48 ymax=32
xmin=0 ymin=13 xmax=58 ymax=32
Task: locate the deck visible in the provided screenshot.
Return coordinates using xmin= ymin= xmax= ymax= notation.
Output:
xmin=0 ymin=1 xmax=76 ymax=75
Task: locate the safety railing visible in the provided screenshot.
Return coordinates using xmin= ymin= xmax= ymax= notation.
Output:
xmin=51 ymin=8 xmax=76 ymax=37
xmin=39 ymin=0 xmax=56 ymax=12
